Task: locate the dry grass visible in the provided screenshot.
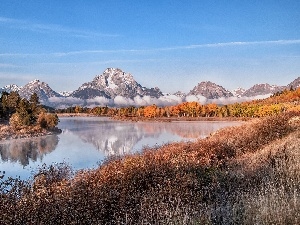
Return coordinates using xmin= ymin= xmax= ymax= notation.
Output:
xmin=0 ymin=112 xmax=299 ymax=224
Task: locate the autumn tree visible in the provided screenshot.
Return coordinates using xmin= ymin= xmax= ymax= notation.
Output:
xmin=144 ymin=105 xmax=157 ymax=118
xmin=74 ymin=105 xmax=83 ymax=114
xmin=37 ymin=112 xmax=59 ymax=129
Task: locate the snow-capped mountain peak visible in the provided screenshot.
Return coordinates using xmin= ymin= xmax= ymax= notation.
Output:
xmin=18 ymin=80 xmax=62 ymax=103
xmin=72 ymin=68 xmax=163 ymax=99
xmin=28 ymin=79 xmax=40 ymax=85
xmin=94 ymin=68 xmax=135 ymax=87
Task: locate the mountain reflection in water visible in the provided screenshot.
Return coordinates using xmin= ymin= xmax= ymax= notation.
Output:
xmin=59 ymin=117 xmax=239 ymax=156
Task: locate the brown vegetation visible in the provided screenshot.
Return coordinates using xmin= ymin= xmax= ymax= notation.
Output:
xmin=0 ymin=112 xmax=299 ymax=224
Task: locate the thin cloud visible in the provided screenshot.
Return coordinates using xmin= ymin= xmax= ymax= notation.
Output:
xmin=0 ymin=63 xmax=19 ymax=68
xmin=0 ymin=16 xmax=118 ymax=38
xmin=51 ymin=49 xmax=142 ymax=57
xmin=155 ymin=39 xmax=300 ymax=51
xmin=1 ymin=39 xmax=300 ymax=58
xmin=51 ymin=39 xmax=300 ymax=56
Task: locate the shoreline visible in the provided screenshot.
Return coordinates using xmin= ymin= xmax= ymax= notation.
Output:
xmin=0 ymin=124 xmax=62 ymax=141
xmin=57 ymin=113 xmax=251 ymax=122
xmin=57 ymin=113 xmax=98 ymax=117
xmin=110 ymin=115 xmax=251 ymax=122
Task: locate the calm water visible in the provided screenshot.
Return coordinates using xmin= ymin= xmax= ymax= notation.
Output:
xmin=0 ymin=117 xmax=240 ymax=180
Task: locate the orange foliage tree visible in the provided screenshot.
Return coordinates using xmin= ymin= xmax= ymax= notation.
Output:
xmin=143 ymin=105 xmax=157 ymax=118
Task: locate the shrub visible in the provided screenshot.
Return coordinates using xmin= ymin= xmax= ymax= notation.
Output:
xmin=37 ymin=112 xmax=59 ymax=129
xmin=9 ymin=113 xmax=30 ymax=129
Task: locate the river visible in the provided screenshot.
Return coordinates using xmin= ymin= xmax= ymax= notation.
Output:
xmin=0 ymin=117 xmax=241 ymax=180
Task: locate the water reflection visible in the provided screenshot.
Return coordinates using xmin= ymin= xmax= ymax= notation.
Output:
xmin=0 ymin=135 xmax=59 ymax=166
xmin=59 ymin=117 xmax=239 ymax=156
xmin=0 ymin=117 xmax=240 ymax=179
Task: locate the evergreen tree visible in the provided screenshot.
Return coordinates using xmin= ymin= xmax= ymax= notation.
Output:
xmin=15 ymin=98 xmax=31 ymax=126
xmin=1 ymin=91 xmax=21 ymax=119
xmin=0 ymin=91 xmax=9 ymax=119
xmin=29 ymin=93 xmax=41 ymax=124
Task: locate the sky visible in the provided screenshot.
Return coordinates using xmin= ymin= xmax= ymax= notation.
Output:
xmin=0 ymin=0 xmax=300 ymax=94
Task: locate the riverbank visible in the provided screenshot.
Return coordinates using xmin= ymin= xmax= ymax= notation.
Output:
xmin=111 ymin=115 xmax=251 ymax=122
xmin=0 ymin=124 xmax=62 ymax=140
xmin=57 ymin=113 xmax=96 ymax=117
xmin=57 ymin=112 xmax=250 ymax=122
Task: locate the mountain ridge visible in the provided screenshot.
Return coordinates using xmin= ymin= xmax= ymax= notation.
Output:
xmin=0 ymin=68 xmax=299 ymax=107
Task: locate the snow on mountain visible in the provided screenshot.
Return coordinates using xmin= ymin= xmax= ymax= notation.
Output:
xmin=231 ymin=87 xmax=246 ymax=97
xmin=0 ymin=84 xmax=21 ymax=93
xmin=188 ymin=81 xmax=233 ymax=99
xmin=59 ymin=91 xmax=73 ymax=97
xmin=241 ymin=83 xmax=285 ymax=97
xmin=18 ymin=79 xmax=62 ymax=104
xmin=72 ymin=68 xmax=163 ymax=99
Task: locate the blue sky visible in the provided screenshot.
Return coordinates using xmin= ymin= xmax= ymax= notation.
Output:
xmin=0 ymin=0 xmax=300 ymax=93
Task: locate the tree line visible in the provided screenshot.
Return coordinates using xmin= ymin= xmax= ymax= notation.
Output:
xmin=0 ymin=91 xmax=58 ymax=129
xmin=55 ymin=87 xmax=300 ymax=118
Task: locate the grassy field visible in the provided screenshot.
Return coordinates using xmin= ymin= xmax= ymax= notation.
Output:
xmin=1 ymin=112 xmax=299 ymax=224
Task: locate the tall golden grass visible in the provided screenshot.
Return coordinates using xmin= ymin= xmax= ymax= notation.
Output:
xmin=0 ymin=112 xmax=299 ymax=224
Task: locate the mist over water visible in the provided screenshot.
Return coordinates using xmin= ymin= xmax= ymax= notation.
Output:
xmin=0 ymin=117 xmax=240 ymax=180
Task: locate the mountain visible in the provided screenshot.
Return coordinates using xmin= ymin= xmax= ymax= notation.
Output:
xmin=173 ymin=91 xmax=186 ymax=98
xmin=59 ymin=91 xmax=73 ymax=97
xmin=71 ymin=68 xmax=163 ymax=99
xmin=188 ymin=81 xmax=233 ymax=99
xmin=0 ymin=84 xmax=21 ymax=93
xmin=287 ymin=77 xmax=300 ymax=90
xmin=231 ymin=88 xmax=246 ymax=98
xmin=241 ymin=83 xmax=285 ymax=97
xmin=18 ymin=79 xmax=62 ymax=104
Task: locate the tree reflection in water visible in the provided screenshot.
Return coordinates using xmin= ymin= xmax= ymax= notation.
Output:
xmin=0 ymin=135 xmax=59 ymax=166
